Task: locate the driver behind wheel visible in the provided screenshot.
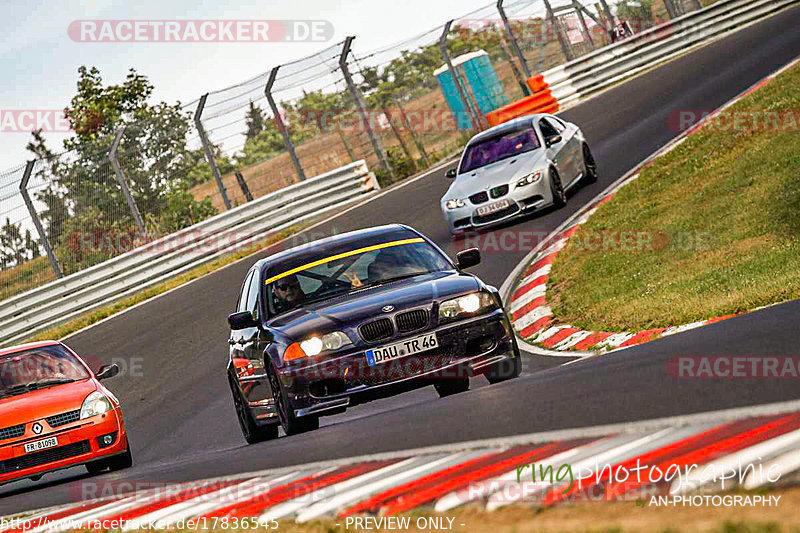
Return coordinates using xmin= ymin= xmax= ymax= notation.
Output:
xmin=273 ymin=274 xmax=305 ymax=313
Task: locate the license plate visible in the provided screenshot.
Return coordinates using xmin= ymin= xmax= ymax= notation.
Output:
xmin=475 ymin=199 xmax=511 ymax=217
xmin=365 ymin=333 xmax=438 ymax=366
xmin=24 ymin=436 xmax=58 ymax=454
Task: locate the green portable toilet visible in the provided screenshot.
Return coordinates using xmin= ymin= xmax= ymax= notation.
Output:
xmin=434 ymin=50 xmax=508 ymax=130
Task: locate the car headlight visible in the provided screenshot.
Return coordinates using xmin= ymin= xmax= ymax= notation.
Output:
xmin=445 ymin=198 xmax=466 ymax=210
xmin=438 ymin=291 xmax=497 ymax=322
xmin=516 ymin=171 xmax=542 ymax=188
xmin=285 ymin=331 xmax=353 ymax=361
xmin=80 ymin=391 xmax=112 ymax=419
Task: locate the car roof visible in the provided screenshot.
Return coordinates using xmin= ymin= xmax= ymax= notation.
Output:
xmin=0 ymin=340 xmax=62 ymax=357
xmin=255 ymin=224 xmax=424 ymax=278
xmin=467 ymin=113 xmax=550 ymax=144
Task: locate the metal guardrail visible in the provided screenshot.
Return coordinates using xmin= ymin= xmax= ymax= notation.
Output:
xmin=0 ymin=161 xmax=378 ymax=346
xmin=543 ymin=0 xmax=799 ymax=107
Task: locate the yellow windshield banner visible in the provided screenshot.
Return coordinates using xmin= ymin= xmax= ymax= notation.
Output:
xmin=263 ymin=237 xmax=425 ymax=286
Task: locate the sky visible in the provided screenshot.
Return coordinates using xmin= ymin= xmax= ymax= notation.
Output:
xmin=0 ymin=0 xmax=498 ymax=171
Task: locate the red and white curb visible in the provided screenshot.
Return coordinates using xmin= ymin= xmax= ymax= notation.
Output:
xmin=501 ymin=54 xmax=800 ymax=357
xmin=2 ymin=401 xmax=800 ymax=529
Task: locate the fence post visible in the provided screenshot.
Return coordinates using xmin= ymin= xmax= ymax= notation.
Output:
xmin=265 ymin=66 xmax=307 ymax=181
xmin=19 ymin=161 xmax=63 ymax=279
xmin=234 ymin=171 xmax=254 ymax=202
xmin=109 ymin=127 xmax=146 ymax=235
xmin=339 ymin=36 xmax=392 ymax=174
xmin=573 ymin=0 xmax=596 ymax=51
xmin=395 ymin=97 xmax=431 ymax=166
xmin=439 ymin=20 xmax=480 ymax=132
xmin=194 ymin=94 xmax=232 ymax=210
xmin=497 ymin=0 xmax=532 ymax=80
xmin=543 ymin=0 xmax=574 ymax=62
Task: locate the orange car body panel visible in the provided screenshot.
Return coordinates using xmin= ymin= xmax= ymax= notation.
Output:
xmin=0 ymin=341 xmax=129 ymax=484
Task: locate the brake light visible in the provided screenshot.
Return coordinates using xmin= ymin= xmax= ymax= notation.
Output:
xmin=283 ymin=342 xmax=307 ymax=362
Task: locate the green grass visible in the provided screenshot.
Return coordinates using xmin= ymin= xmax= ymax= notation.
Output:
xmin=547 ymin=62 xmax=800 ymax=332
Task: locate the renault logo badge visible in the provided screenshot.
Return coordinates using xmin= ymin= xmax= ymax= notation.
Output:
xmin=32 ymin=422 xmax=43 ymax=435
xmin=382 ymin=305 xmax=394 ymax=313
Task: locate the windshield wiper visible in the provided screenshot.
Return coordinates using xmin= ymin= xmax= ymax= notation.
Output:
xmin=28 ymin=378 xmax=76 ymax=388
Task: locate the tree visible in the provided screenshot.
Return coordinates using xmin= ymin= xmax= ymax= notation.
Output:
xmin=245 ymin=102 xmax=266 ymax=140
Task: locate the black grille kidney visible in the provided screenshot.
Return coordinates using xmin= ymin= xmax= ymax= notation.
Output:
xmin=395 ymin=309 xmax=429 ymax=333
xmin=359 ymin=318 xmax=394 ymax=343
xmin=470 ymin=191 xmax=489 ymax=204
xmin=490 ymin=184 xmax=509 ymax=198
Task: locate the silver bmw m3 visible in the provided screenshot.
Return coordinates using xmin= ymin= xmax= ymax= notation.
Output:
xmin=440 ymin=113 xmax=597 ymax=235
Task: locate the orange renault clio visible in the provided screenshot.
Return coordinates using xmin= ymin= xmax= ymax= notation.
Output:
xmin=0 ymin=341 xmax=132 ymax=484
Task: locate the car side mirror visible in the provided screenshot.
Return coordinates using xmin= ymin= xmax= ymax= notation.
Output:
xmin=228 ymin=311 xmax=258 ymax=330
xmin=456 ymin=248 xmax=481 ymax=270
xmin=96 ymin=363 xmax=120 ymax=381
xmin=445 ymin=168 xmax=457 ymax=179
xmin=546 ymin=135 xmax=562 ymax=147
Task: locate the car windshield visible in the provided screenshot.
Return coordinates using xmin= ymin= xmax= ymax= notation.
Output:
xmin=0 ymin=345 xmax=89 ymax=398
xmin=265 ymin=240 xmax=452 ymax=316
xmin=459 ymin=125 xmax=541 ymax=173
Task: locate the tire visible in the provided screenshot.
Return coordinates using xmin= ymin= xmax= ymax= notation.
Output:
xmin=486 ymin=337 xmax=522 ymax=384
xmin=108 ymin=441 xmax=133 ymax=471
xmin=434 ymin=376 xmax=470 ymax=398
xmin=550 ymin=168 xmax=567 ymax=208
xmin=583 ymin=144 xmax=598 ymax=184
xmin=231 ymin=378 xmax=279 ymax=444
xmin=268 ymin=366 xmax=319 ymax=436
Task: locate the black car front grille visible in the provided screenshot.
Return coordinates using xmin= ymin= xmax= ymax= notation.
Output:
xmin=490 ymin=184 xmax=509 ymax=199
xmin=0 ymin=424 xmax=25 ymax=441
xmin=46 ymin=410 xmax=81 ymax=428
xmin=0 ymin=440 xmax=91 ymax=474
xmin=359 ymin=318 xmax=394 ymax=343
xmin=395 ymin=309 xmax=429 ymax=333
xmin=469 ymin=191 xmax=489 ymax=205
xmin=472 ymin=203 xmax=520 ymax=225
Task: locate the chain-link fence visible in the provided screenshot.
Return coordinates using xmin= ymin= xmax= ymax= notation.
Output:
xmin=0 ymin=0 xmax=716 ymax=301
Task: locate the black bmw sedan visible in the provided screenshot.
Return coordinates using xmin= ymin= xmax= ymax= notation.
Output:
xmin=227 ymin=224 xmax=521 ymax=442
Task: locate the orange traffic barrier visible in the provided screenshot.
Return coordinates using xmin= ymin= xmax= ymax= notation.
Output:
xmin=486 ymin=75 xmax=559 ymax=127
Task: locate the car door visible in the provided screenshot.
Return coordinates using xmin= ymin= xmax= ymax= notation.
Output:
xmin=545 ymin=116 xmax=581 ymax=185
xmin=538 ymin=118 xmax=570 ymax=182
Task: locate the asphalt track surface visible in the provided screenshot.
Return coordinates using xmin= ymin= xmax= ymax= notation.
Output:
xmin=3 ymin=6 xmax=800 ymax=513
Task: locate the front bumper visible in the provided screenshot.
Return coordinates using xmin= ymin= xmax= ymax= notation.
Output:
xmin=0 ymin=407 xmax=128 ymax=484
xmin=443 ymin=181 xmax=552 ymax=234
xmin=279 ymin=310 xmax=515 ymax=417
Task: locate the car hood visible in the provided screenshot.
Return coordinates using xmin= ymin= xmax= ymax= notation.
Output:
xmin=267 ymin=271 xmax=481 ymax=340
xmin=0 ymin=379 xmax=97 ymax=428
xmin=444 ymin=149 xmax=546 ymax=200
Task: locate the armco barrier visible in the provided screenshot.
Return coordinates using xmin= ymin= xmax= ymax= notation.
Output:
xmin=486 ymin=76 xmax=559 ymax=127
xmin=543 ymin=0 xmax=799 ymax=108
xmin=0 ymin=161 xmax=378 ymax=346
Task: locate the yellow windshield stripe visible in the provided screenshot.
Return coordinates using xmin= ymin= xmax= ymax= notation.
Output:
xmin=264 ymin=237 xmax=425 ymax=286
